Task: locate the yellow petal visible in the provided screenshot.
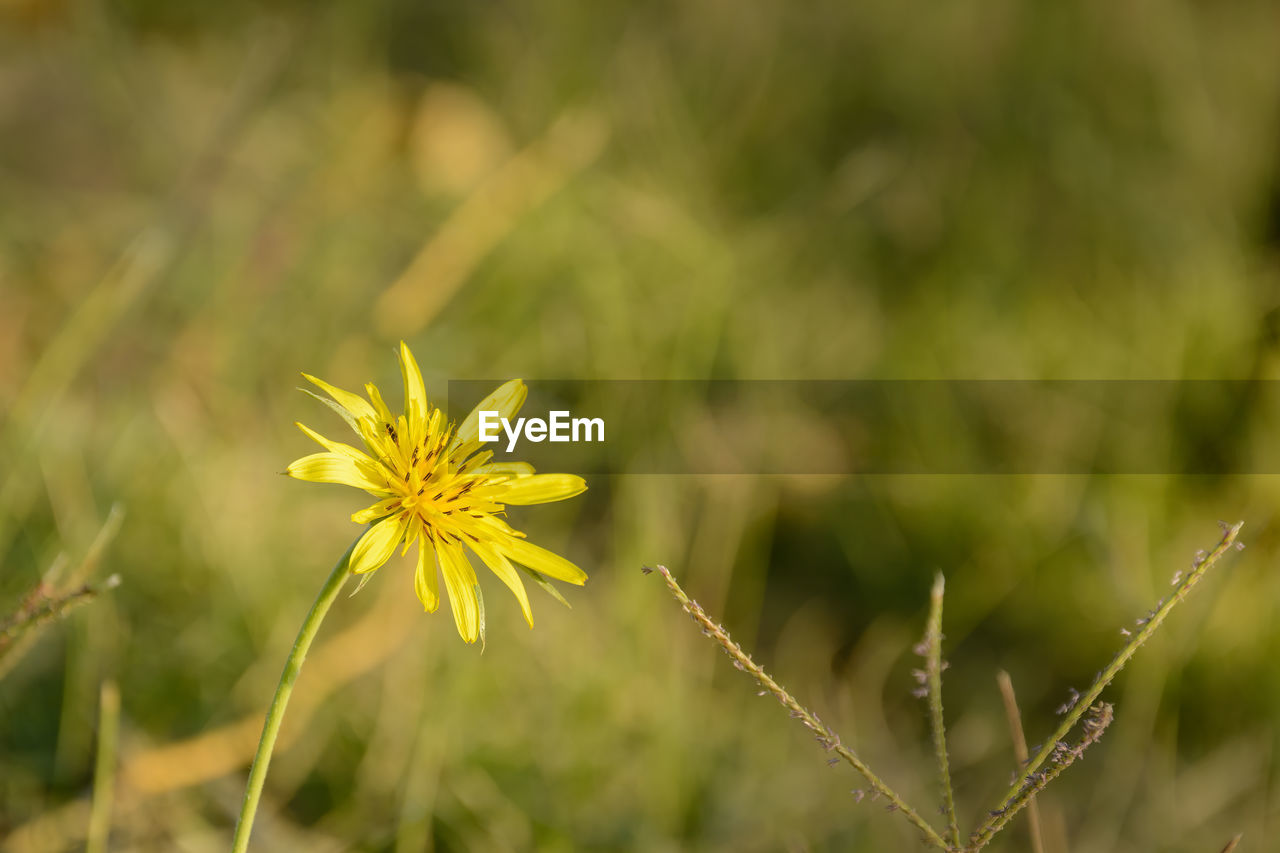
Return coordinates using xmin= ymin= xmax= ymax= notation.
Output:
xmin=400 ymin=514 xmax=422 ymax=555
xmin=469 ymin=461 xmax=536 ymax=480
xmin=399 ymin=342 xmax=429 ymax=427
xmin=365 ymin=382 xmax=394 ymax=424
xmin=469 ymin=540 xmax=534 ymax=627
xmin=303 ymin=373 xmax=378 ymax=424
xmin=437 ymin=539 xmax=480 ymax=642
xmin=287 ymin=452 xmax=386 ymax=492
xmin=415 ymin=539 xmax=440 ymax=612
xmin=501 ymin=537 xmax=587 ymax=585
xmin=468 ymin=512 xmax=518 ymax=540
xmin=353 ymin=419 xmax=406 ymax=474
xmin=451 ymin=379 xmax=527 ymax=457
xmin=349 ymin=516 xmax=405 ymax=575
xmin=499 ymin=474 xmax=587 ymax=505
xmin=352 ymin=497 xmax=401 ymax=525
xmin=296 ymin=422 xmax=376 ymax=462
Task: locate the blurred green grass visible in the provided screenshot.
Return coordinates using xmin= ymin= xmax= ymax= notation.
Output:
xmin=2 ymin=1 xmax=1280 ymax=850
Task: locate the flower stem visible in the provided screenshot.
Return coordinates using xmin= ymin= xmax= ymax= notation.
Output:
xmin=231 ymin=535 xmax=358 ymax=853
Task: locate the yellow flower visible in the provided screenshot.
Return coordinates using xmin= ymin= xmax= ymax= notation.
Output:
xmin=287 ymin=342 xmax=587 ymax=644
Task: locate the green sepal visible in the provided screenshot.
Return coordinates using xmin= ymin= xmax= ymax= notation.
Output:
xmin=519 ymin=567 xmax=572 ymax=609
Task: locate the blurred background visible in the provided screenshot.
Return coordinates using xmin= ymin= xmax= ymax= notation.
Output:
xmin=3 ymin=1 xmax=1280 ymax=851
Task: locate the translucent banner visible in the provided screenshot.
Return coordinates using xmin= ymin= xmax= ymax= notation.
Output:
xmin=445 ymin=380 xmax=1280 ymax=475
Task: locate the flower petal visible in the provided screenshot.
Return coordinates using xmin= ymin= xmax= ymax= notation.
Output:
xmin=299 ymin=387 xmax=359 ymax=434
xmin=399 ymin=342 xmax=429 ymax=427
xmin=287 ymin=452 xmax=387 ymax=492
xmin=450 ymin=379 xmax=527 ymax=457
xmin=469 ymin=540 xmax=534 ymax=627
xmin=352 ymin=497 xmax=401 ymax=525
xmin=499 ymin=474 xmax=587 ymax=505
xmin=365 ymin=382 xmax=394 ymax=425
xmin=501 ymin=537 xmax=587 ymax=585
xmin=296 ymin=422 xmax=377 ymax=462
xmin=438 ymin=539 xmax=481 ymax=643
xmin=349 ymin=516 xmax=405 ymax=575
xmin=415 ymin=539 xmax=440 ymax=612
xmin=303 ymin=373 xmax=378 ymax=424
xmin=400 ymin=513 xmax=422 ymax=555
xmin=469 ymin=461 xmax=536 ymax=480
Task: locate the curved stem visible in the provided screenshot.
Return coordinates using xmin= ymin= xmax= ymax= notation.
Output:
xmin=231 ymin=535 xmax=358 ymax=853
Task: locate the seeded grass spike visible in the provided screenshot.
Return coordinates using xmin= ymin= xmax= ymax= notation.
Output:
xmin=645 ymin=564 xmax=951 ymax=850
xmin=919 ymin=573 xmax=960 ymax=849
xmin=287 ymin=341 xmax=589 ymax=644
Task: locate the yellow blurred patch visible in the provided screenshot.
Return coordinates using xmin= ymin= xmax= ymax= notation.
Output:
xmin=408 ymin=82 xmax=513 ymax=198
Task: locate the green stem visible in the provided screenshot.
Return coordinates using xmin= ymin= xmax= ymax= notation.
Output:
xmin=646 ymin=564 xmax=950 ymax=850
xmin=923 ymin=573 xmax=960 ymax=849
xmin=231 ymin=536 xmax=358 ymax=853
xmin=87 ymin=680 xmax=121 ymax=853
xmin=968 ymin=521 xmax=1243 ymax=850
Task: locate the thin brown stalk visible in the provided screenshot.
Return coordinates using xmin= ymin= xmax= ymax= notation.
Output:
xmin=996 ymin=671 xmax=1045 ymax=853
